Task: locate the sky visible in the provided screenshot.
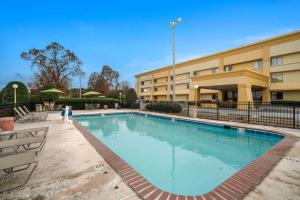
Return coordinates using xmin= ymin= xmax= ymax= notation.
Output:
xmin=0 ymin=0 xmax=300 ymax=89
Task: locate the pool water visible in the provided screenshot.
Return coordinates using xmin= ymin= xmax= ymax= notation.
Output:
xmin=74 ymin=113 xmax=282 ymax=195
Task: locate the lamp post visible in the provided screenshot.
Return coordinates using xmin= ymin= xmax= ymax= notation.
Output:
xmin=194 ymin=85 xmax=199 ymax=106
xmin=12 ymin=84 xmax=18 ymax=107
xmin=78 ymin=70 xmax=85 ymax=99
xmin=79 ymin=75 xmax=82 ymax=99
xmin=119 ymin=92 xmax=122 ymax=102
xmin=169 ymin=18 xmax=182 ymax=102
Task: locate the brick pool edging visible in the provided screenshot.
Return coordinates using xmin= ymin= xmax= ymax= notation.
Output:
xmin=72 ymin=114 xmax=299 ymax=200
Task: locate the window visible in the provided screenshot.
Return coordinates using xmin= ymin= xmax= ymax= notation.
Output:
xmin=171 ymin=85 xmax=173 ymax=90
xmin=211 ymin=67 xmax=219 ymax=74
xmin=141 ymin=88 xmax=144 ymax=93
xmin=193 ymin=71 xmax=198 ymax=76
xmin=154 ymin=87 xmax=158 ymax=92
xmin=224 ymin=65 xmax=232 ymax=72
xmin=271 ymin=56 xmax=283 ymax=66
xmin=271 ymin=74 xmax=283 ymax=83
xmin=170 ymin=76 xmax=173 ymax=81
xmin=253 ymin=60 xmax=263 ymax=69
xmin=187 ymin=83 xmax=190 ymax=89
xmin=212 ymin=94 xmax=218 ymax=100
xmin=271 ymin=92 xmax=283 ymax=100
xmin=252 ymin=90 xmax=262 ymax=101
xmin=154 ymin=79 xmax=157 ymax=83
xmin=141 ymin=81 xmax=144 ymax=85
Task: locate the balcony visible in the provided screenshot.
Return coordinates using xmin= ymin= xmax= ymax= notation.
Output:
xmin=191 ymin=69 xmax=269 ymax=88
xmin=153 ymin=81 xmax=168 ymax=86
xmin=153 ymin=91 xmax=168 ymax=95
xmin=270 ymin=62 xmax=300 ymax=73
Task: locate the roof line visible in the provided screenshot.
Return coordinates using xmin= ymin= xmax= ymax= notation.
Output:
xmin=135 ymin=29 xmax=300 ymax=77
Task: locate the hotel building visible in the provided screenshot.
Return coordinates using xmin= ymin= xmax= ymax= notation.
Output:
xmin=135 ymin=30 xmax=300 ymax=102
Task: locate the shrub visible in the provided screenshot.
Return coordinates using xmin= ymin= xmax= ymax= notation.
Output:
xmin=146 ymin=102 xmax=182 ymax=113
xmin=125 ymin=88 xmax=137 ymax=102
xmin=1 ymin=81 xmax=29 ymax=104
xmin=271 ymin=101 xmax=300 ymax=106
xmin=120 ymin=101 xmax=139 ymax=109
xmin=29 ymin=94 xmax=43 ymax=105
xmin=106 ymin=90 xmax=121 ymax=99
xmin=55 ymin=98 xmax=119 ymax=110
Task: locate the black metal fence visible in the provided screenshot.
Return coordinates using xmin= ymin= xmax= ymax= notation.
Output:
xmin=0 ymin=102 xmax=34 ymax=118
xmin=143 ymin=101 xmax=300 ymax=129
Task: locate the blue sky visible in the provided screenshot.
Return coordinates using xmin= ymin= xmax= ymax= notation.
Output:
xmin=1 ymin=0 xmax=300 ymax=89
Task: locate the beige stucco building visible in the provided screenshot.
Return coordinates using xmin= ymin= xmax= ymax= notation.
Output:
xmin=135 ymin=30 xmax=300 ymax=102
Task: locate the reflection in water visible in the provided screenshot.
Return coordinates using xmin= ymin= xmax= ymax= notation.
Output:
xmin=75 ymin=113 xmax=282 ymax=195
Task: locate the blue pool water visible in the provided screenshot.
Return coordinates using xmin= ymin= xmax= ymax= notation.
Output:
xmin=74 ymin=113 xmax=282 ymax=195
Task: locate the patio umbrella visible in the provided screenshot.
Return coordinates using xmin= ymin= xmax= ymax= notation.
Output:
xmin=82 ymin=91 xmax=101 ymax=106
xmin=40 ymin=88 xmax=65 ymax=109
xmin=40 ymin=88 xmax=65 ymax=94
xmin=82 ymin=91 xmax=101 ymax=97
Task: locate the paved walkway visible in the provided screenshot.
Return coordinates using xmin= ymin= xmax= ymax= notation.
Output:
xmin=0 ymin=110 xmax=139 ymax=200
xmin=0 ymin=109 xmax=299 ymax=200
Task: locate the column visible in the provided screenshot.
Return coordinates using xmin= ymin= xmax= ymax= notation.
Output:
xmin=238 ymin=84 xmax=253 ymax=109
xmin=188 ymin=88 xmax=196 ymax=101
xmin=262 ymin=87 xmax=270 ymax=102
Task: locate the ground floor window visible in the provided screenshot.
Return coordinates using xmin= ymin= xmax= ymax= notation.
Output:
xmin=224 ymin=91 xmax=237 ymax=101
xmin=271 ymin=92 xmax=283 ymax=100
xmin=212 ymin=93 xmax=218 ymax=100
xmin=252 ymin=90 xmax=262 ymax=101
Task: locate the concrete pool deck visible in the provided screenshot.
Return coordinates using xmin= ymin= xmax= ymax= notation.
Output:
xmin=0 ymin=109 xmax=299 ymax=200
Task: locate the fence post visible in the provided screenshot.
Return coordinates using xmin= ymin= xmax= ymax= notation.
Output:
xmin=293 ymin=106 xmax=296 ymax=129
xmin=217 ymin=104 xmax=219 ymax=120
xmin=247 ymin=102 xmax=251 ymax=124
xmin=187 ymin=101 xmax=189 ymax=117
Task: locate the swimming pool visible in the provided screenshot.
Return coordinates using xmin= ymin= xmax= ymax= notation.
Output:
xmin=74 ymin=113 xmax=283 ymax=196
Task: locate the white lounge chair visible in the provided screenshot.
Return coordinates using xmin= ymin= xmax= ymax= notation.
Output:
xmin=0 ymin=136 xmax=46 ymax=153
xmin=19 ymin=106 xmax=48 ymax=118
xmin=14 ymin=108 xmax=47 ymax=122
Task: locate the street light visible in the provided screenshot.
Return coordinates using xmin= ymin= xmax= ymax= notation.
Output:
xmin=78 ymin=69 xmax=85 ymax=99
xmin=12 ymin=84 xmax=18 ymax=106
xmin=194 ymin=85 xmax=199 ymax=106
xmin=169 ymin=18 xmax=182 ymax=102
xmin=119 ymin=92 xmax=122 ymax=102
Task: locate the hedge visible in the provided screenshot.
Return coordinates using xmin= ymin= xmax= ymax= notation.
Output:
xmin=146 ymin=102 xmax=182 ymax=113
xmin=1 ymin=81 xmax=29 ymax=104
xmin=120 ymin=101 xmax=139 ymax=109
xmin=55 ymin=98 xmax=119 ymax=110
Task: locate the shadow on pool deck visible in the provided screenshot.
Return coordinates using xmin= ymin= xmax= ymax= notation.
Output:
xmin=0 ymin=109 xmax=299 ymax=200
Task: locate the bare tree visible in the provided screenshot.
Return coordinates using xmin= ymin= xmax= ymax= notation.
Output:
xmin=88 ymin=72 xmax=109 ymax=95
xmin=88 ymin=72 xmax=98 ymax=90
xmin=119 ymin=81 xmax=131 ymax=92
xmin=21 ymin=42 xmax=83 ymax=91
xmin=100 ymin=65 xmax=119 ymax=90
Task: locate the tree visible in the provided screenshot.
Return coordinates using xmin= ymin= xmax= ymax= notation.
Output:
xmin=88 ymin=72 xmax=109 ymax=95
xmin=100 ymin=65 xmax=119 ymax=90
xmin=87 ymin=72 xmax=98 ymax=90
xmin=125 ymin=88 xmax=137 ymax=102
xmin=20 ymin=42 xmax=83 ymax=91
xmin=119 ymin=81 xmax=131 ymax=92
xmin=1 ymin=81 xmax=29 ymax=104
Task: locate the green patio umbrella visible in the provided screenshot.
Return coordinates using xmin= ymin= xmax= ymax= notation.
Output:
xmin=82 ymin=91 xmax=101 ymax=97
xmin=40 ymin=88 xmax=65 ymax=110
xmin=82 ymin=91 xmax=101 ymax=106
xmin=40 ymin=88 xmax=65 ymax=94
